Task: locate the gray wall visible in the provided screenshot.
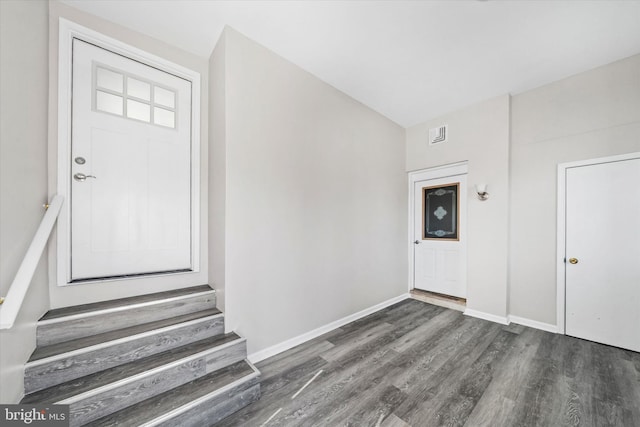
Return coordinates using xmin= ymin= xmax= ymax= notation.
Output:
xmin=209 ymin=30 xmax=227 ymax=313
xmin=47 ymin=1 xmax=210 ymax=308
xmin=211 ymin=28 xmax=408 ymax=355
xmin=406 ymin=95 xmax=511 ymax=319
xmin=509 ymin=54 xmax=640 ymax=325
xmin=0 ymin=0 xmax=50 ymax=403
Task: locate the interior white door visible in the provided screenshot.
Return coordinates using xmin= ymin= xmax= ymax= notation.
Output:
xmin=413 ymin=174 xmax=467 ymax=298
xmin=565 ymin=157 xmax=640 ymax=352
xmin=71 ymin=39 xmax=193 ymax=281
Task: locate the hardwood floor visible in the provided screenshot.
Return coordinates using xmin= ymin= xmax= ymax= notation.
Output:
xmin=217 ymin=299 xmax=640 ymax=427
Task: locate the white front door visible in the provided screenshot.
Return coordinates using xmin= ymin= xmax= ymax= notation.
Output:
xmin=413 ymin=174 xmax=467 ymax=298
xmin=70 ymin=39 xmax=193 ymax=281
xmin=565 ymin=156 xmax=640 ymax=352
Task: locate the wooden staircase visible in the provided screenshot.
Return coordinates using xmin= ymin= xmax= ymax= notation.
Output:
xmin=21 ymin=285 xmax=260 ymax=426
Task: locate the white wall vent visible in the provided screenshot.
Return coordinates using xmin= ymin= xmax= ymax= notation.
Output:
xmin=428 ymin=124 xmax=448 ymax=145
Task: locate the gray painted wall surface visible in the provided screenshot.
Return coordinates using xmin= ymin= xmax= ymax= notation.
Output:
xmin=0 ymin=0 xmax=50 ymax=403
xmin=214 ymin=28 xmax=408 ymax=354
xmin=209 ymin=31 xmax=227 ymax=314
xmin=509 ymin=54 xmax=640 ymax=325
xmin=406 ymin=95 xmax=511 ymax=319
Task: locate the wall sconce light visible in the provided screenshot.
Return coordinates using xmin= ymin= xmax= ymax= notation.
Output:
xmin=476 ymin=184 xmax=489 ymax=201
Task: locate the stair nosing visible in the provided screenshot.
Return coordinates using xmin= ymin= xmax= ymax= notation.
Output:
xmin=26 ymin=312 xmax=224 ymax=368
xmin=139 ymin=360 xmax=260 ymax=427
xmin=55 ymin=336 xmax=246 ymax=405
xmin=40 ymin=286 xmax=213 ymax=321
xmin=38 ymin=289 xmax=215 ymax=326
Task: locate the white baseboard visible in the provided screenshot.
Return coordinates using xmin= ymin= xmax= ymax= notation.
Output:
xmin=508 ymin=315 xmax=558 ymax=333
xmin=248 ymin=293 xmax=410 ymax=364
xmin=463 ymin=309 xmax=559 ymax=333
xmin=463 ymin=308 xmax=509 ymax=325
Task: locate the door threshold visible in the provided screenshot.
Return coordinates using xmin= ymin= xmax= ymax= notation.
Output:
xmin=69 ymin=269 xmax=193 ymax=284
xmin=410 ymin=288 xmax=466 ymax=312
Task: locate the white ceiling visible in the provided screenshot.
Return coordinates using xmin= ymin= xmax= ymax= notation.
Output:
xmin=60 ymin=0 xmax=640 ymax=127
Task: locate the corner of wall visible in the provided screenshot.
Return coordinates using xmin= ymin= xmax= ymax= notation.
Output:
xmin=219 ymin=28 xmax=407 ymax=353
xmin=506 ymin=93 xmax=513 ymax=318
xmin=405 ymin=94 xmax=511 ymax=320
xmin=208 ymin=30 xmax=227 ymax=314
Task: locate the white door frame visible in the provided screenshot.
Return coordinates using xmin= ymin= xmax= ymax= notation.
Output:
xmin=408 ymin=161 xmax=468 ymax=292
xmin=556 ymin=152 xmax=640 ymax=334
xmin=55 ymin=19 xmax=201 ymax=286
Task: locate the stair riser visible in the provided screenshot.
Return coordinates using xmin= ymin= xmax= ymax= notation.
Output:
xmin=25 ymin=316 xmax=224 ymax=394
xmin=67 ymin=340 xmax=247 ymax=426
xmin=151 ymin=379 xmax=260 ymax=427
xmin=37 ymin=292 xmax=216 ymax=347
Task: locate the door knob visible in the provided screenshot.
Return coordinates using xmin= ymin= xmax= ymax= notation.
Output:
xmin=414 ymin=240 xmax=421 ymax=245
xmin=74 ymin=173 xmax=97 ymax=182
xmin=568 ymin=257 xmax=579 ymax=264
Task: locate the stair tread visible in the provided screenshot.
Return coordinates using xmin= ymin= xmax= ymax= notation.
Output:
xmin=41 ymin=285 xmax=213 ymax=321
xmin=21 ymin=332 xmax=242 ymax=404
xmin=85 ymin=360 xmax=257 ymax=427
xmin=28 ymin=308 xmax=221 ymax=362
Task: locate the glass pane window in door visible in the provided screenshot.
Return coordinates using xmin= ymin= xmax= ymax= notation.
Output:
xmin=154 ymin=107 xmax=175 ymax=128
xmin=127 ymin=77 xmax=151 ymax=101
xmin=96 ymin=91 xmax=123 ymax=116
xmin=127 ymin=99 xmax=151 ymax=122
xmin=96 ymin=67 xmax=123 ymax=93
xmin=154 ymin=86 xmax=175 ymax=109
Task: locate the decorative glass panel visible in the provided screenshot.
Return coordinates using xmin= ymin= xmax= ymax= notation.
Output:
xmin=96 ymin=67 xmax=123 ymax=93
xmin=96 ymin=91 xmax=123 ymax=115
xmin=127 ymin=77 xmax=150 ymax=101
xmin=127 ymin=99 xmax=151 ymax=122
xmin=422 ymin=183 xmax=459 ymax=240
xmin=154 ymin=86 xmax=175 ymax=109
xmin=154 ymin=107 xmax=175 ymax=128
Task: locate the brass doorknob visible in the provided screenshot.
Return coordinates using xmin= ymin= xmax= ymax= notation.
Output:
xmin=568 ymin=258 xmax=579 ymax=264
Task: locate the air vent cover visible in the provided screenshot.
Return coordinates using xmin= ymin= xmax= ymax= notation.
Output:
xmin=428 ymin=124 xmax=448 ymax=145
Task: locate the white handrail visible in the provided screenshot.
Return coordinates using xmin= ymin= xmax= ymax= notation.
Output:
xmin=0 ymin=194 xmax=64 ymax=329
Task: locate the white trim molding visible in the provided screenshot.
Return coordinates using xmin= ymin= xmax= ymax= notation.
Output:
xmin=248 ymin=293 xmax=410 ymax=363
xmin=508 ymin=315 xmax=558 ymax=334
xmin=556 ymin=152 xmax=640 ymax=335
xmin=464 ymin=308 xmax=559 ymax=332
xmin=55 ymin=18 xmax=201 ymax=287
xmin=463 ymin=308 xmax=509 ymax=325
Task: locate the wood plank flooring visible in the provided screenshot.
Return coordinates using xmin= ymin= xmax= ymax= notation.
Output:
xmin=217 ymin=299 xmax=640 ymax=427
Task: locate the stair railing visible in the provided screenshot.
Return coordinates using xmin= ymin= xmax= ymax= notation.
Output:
xmin=0 ymin=194 xmax=64 ymax=329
